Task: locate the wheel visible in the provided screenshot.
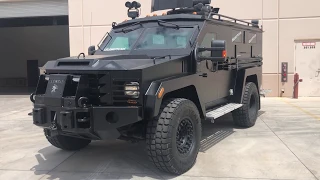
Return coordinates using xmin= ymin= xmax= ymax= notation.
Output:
xmin=232 ymin=82 xmax=259 ymax=127
xmin=146 ymin=98 xmax=202 ymax=175
xmin=44 ymin=130 xmax=91 ymax=151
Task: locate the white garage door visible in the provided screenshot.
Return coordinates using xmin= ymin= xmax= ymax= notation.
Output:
xmin=295 ymin=40 xmax=320 ymax=97
xmin=0 ymin=0 xmax=68 ymax=19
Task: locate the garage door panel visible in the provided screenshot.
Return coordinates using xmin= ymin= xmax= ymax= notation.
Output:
xmin=0 ymin=0 xmax=68 ymax=19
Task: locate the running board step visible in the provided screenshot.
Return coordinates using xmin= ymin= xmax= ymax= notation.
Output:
xmin=206 ymin=103 xmax=243 ymax=119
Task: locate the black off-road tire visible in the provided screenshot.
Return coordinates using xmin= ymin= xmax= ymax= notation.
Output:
xmin=232 ymin=82 xmax=259 ymax=128
xmin=44 ymin=130 xmax=91 ymax=151
xmin=146 ymin=98 xmax=202 ymax=175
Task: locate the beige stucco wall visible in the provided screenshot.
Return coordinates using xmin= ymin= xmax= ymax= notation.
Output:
xmin=68 ymin=0 xmax=320 ymax=97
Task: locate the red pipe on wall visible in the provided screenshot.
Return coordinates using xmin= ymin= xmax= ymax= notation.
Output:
xmin=293 ymin=73 xmax=302 ymax=99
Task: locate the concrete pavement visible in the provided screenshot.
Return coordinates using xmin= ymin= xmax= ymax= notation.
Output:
xmin=0 ymin=95 xmax=319 ymax=180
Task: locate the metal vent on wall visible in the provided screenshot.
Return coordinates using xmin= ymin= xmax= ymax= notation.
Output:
xmin=0 ymin=0 xmax=68 ymax=19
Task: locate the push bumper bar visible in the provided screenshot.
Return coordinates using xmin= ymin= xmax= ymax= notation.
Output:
xmin=32 ymin=105 xmax=142 ymax=140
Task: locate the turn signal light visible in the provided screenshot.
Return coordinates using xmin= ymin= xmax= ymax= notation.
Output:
xmin=157 ymin=87 xmax=165 ymax=99
xmin=222 ymin=50 xmax=227 ymax=58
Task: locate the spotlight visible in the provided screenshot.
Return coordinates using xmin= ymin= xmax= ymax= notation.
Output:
xmin=132 ymin=1 xmax=141 ymax=8
xmin=125 ymin=1 xmax=132 ymax=8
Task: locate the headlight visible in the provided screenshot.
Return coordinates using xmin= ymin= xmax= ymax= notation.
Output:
xmin=125 ymin=82 xmax=140 ymax=98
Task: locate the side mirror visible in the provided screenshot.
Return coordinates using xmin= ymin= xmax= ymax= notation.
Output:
xmin=197 ymin=40 xmax=227 ymax=62
xmin=88 ymin=45 xmax=96 ymax=55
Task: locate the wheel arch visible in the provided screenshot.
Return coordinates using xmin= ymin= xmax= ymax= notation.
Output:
xmin=246 ymin=74 xmax=259 ymax=91
xmin=162 ymin=85 xmax=204 ymax=119
xmin=144 ymin=76 xmax=206 ymax=120
xmin=234 ymin=67 xmax=262 ymax=109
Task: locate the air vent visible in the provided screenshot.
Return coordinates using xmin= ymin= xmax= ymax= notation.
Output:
xmin=57 ymin=61 xmax=90 ymax=66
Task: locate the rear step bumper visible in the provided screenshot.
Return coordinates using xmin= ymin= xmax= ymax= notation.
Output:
xmin=32 ymin=106 xmax=142 ymax=140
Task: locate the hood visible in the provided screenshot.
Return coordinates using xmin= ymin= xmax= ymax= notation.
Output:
xmin=44 ymin=54 xmax=185 ymax=71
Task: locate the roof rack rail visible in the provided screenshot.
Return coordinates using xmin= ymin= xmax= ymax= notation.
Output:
xmin=207 ymin=12 xmax=260 ymax=28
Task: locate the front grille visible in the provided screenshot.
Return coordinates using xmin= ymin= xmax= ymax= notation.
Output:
xmin=37 ymin=73 xmax=141 ymax=106
xmin=86 ymin=74 xmax=101 ymax=105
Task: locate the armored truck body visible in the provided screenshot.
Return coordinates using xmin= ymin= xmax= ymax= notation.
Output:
xmin=30 ymin=0 xmax=263 ymax=174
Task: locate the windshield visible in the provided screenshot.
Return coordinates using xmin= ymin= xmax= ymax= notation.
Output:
xmin=104 ymin=29 xmax=143 ymax=51
xmin=103 ymin=26 xmax=195 ymax=51
xmin=135 ymin=27 xmax=194 ymax=50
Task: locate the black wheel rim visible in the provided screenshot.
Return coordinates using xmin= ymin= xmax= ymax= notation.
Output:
xmin=176 ymin=118 xmax=194 ymax=155
xmin=249 ymin=94 xmax=257 ymax=118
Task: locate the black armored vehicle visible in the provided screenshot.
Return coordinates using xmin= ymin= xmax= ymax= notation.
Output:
xmin=30 ymin=0 xmax=263 ymax=175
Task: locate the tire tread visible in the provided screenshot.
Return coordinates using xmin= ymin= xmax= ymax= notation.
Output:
xmin=232 ymin=82 xmax=259 ymax=127
xmin=45 ymin=130 xmax=91 ymax=151
xmin=146 ymin=98 xmax=200 ymax=174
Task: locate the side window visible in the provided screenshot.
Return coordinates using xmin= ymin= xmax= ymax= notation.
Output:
xmin=200 ymin=32 xmax=217 ymax=57
xmin=232 ymin=29 xmax=243 ymax=43
xmin=109 ymin=37 xmax=129 ymax=49
xmin=247 ymin=32 xmax=257 ymax=44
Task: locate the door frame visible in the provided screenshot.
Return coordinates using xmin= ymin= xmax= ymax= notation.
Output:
xmin=294 ymin=39 xmax=320 ymax=73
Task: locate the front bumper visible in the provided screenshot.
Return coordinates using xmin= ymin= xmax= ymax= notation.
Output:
xmin=33 ymin=105 xmax=142 ymax=140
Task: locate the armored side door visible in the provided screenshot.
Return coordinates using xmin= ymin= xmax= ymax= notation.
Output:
xmin=196 ymin=22 xmax=233 ymax=109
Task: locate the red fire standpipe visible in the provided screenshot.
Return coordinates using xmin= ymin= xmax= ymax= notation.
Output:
xmin=293 ymin=73 xmax=301 ymax=99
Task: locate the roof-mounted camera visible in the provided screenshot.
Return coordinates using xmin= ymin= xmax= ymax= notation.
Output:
xmin=125 ymin=1 xmax=141 ymax=19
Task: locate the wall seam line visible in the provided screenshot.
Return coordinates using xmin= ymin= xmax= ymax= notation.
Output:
xmin=277 ymin=0 xmax=280 ymax=96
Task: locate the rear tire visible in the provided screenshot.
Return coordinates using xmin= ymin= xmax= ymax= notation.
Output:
xmin=232 ymin=82 xmax=259 ymax=127
xmin=146 ymin=98 xmax=202 ymax=175
xmin=44 ymin=130 xmax=91 ymax=151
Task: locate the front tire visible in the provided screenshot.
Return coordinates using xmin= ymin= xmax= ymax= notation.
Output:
xmin=232 ymin=82 xmax=259 ymax=127
xmin=44 ymin=130 xmax=91 ymax=151
xmin=146 ymin=98 xmax=202 ymax=175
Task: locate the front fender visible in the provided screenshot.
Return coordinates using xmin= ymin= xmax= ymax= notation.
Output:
xmin=144 ymin=74 xmax=205 ymax=119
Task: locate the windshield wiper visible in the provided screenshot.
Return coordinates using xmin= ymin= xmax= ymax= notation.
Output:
xmin=157 ymin=20 xmax=197 ymax=29
xmin=152 ymin=55 xmax=172 ymax=64
xmin=115 ymin=22 xmax=143 ymax=33
xmin=157 ymin=20 xmax=180 ymax=29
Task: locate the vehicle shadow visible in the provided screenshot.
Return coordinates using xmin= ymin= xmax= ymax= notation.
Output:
xmin=31 ymin=111 xmax=264 ymax=180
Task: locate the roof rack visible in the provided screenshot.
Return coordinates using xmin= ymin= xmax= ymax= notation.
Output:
xmin=123 ymin=0 xmax=261 ymax=29
xmin=160 ymin=0 xmax=260 ymax=29
xmin=207 ymin=13 xmax=260 ymax=28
